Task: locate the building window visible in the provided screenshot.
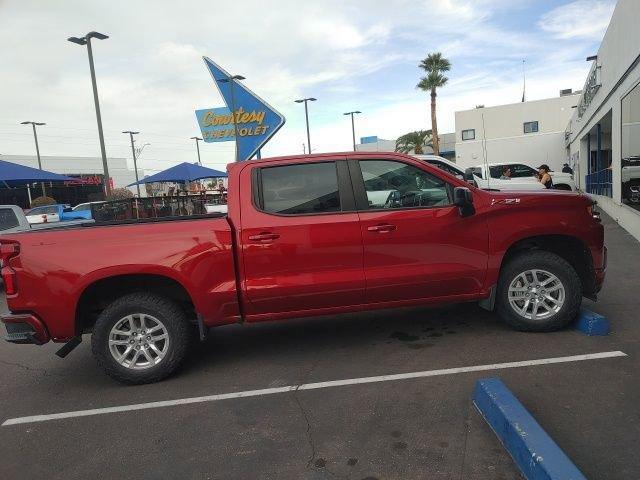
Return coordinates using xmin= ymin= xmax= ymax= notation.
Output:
xmin=523 ymin=121 xmax=539 ymax=134
xmin=461 ymin=129 xmax=475 ymax=141
xmin=621 ymin=82 xmax=640 ymax=212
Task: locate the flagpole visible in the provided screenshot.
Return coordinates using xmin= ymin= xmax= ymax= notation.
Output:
xmin=522 ymin=59 xmax=526 ymax=103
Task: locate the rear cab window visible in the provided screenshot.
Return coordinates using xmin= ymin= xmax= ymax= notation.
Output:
xmin=254 ymin=161 xmax=344 ymax=215
xmin=0 ymin=208 xmax=20 ymax=231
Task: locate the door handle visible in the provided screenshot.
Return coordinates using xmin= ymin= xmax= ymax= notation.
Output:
xmin=248 ymin=232 xmax=280 ymax=242
xmin=367 ymin=224 xmax=397 ymax=233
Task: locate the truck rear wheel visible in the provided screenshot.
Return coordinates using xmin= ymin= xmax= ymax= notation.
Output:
xmin=91 ymin=292 xmax=190 ymax=384
xmin=496 ymin=251 xmax=582 ymax=332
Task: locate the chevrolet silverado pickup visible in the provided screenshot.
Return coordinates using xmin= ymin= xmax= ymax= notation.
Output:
xmin=0 ymin=152 xmax=606 ymax=384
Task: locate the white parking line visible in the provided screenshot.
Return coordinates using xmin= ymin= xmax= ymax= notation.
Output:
xmin=2 ymin=350 xmax=626 ymax=427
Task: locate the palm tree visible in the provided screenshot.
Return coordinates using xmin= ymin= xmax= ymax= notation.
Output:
xmin=417 ymin=52 xmax=451 ymax=156
xmin=395 ymin=130 xmax=433 ymax=154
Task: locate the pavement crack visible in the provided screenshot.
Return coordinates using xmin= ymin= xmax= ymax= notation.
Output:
xmin=458 ymin=401 xmax=473 ymax=480
xmin=293 ymin=385 xmax=317 ymax=469
xmin=0 ymin=359 xmax=61 ymax=377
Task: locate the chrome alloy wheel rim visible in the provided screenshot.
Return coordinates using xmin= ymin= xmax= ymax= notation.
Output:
xmin=108 ymin=314 xmax=169 ymax=370
xmin=507 ymin=269 xmax=565 ymax=321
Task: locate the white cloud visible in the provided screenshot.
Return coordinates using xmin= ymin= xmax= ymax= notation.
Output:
xmin=539 ymin=0 xmax=615 ymax=41
xmin=0 ymin=0 xmax=613 ymax=173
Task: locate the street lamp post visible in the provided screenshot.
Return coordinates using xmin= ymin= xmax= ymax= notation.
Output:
xmin=295 ymin=97 xmax=316 ymax=154
xmin=20 ymin=121 xmax=46 ymax=196
xmin=217 ymin=75 xmax=245 ymax=162
xmin=190 ymin=136 xmax=203 ymax=166
xmin=343 ymin=111 xmax=362 ymax=151
xmin=68 ymin=31 xmax=112 ymax=195
xmin=123 ymin=131 xmax=141 ymax=197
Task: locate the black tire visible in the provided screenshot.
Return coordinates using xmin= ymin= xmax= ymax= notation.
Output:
xmin=496 ymin=250 xmax=582 ymax=332
xmin=554 ymin=184 xmax=572 ymax=191
xmin=91 ymin=292 xmax=190 ymax=384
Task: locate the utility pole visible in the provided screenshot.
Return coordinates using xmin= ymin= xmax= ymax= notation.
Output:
xmin=343 ymin=111 xmax=362 ymax=151
xmin=295 ymin=97 xmax=317 ymax=153
xmin=68 ymin=31 xmax=112 ymax=195
xmin=20 ymin=121 xmax=46 ymax=196
xmin=123 ymin=131 xmax=141 ymax=197
xmin=190 ymin=136 xmax=203 ymax=165
xmin=218 ymin=75 xmax=246 ymax=162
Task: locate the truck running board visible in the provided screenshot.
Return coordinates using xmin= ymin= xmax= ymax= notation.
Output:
xmin=55 ymin=336 xmax=82 ymax=358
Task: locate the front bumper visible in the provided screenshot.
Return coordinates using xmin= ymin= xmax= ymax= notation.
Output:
xmin=2 ymin=313 xmax=50 ymax=345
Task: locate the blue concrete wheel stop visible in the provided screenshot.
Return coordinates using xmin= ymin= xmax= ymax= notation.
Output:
xmin=574 ymin=308 xmax=610 ymax=336
xmin=473 ymin=378 xmax=587 ymax=480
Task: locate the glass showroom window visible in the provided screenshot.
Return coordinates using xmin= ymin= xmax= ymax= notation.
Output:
xmin=462 ymin=129 xmax=475 ymax=141
xmin=621 ymin=83 xmax=640 ymax=212
xmin=523 ymin=121 xmax=539 ymax=134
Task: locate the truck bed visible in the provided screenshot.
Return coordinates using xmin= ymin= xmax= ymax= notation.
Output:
xmin=1 ymin=214 xmax=239 ymax=340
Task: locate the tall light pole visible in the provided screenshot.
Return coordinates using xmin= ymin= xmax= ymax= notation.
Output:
xmin=20 ymin=121 xmax=46 ymax=196
xmin=218 ymin=74 xmax=245 ymax=162
xmin=343 ymin=111 xmax=362 ymax=151
xmin=295 ymin=97 xmax=316 ymax=154
xmin=123 ymin=131 xmax=141 ymax=197
xmin=190 ymin=136 xmax=203 ymax=165
xmin=68 ymin=31 xmax=112 ymax=195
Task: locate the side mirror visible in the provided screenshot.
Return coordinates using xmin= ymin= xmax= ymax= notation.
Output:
xmin=463 ymin=168 xmax=476 ymax=186
xmin=453 ymin=187 xmax=475 ymax=217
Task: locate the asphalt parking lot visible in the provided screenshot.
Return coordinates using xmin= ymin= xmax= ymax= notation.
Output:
xmin=0 ymin=213 xmax=638 ymax=480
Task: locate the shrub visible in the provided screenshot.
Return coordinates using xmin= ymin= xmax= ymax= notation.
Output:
xmin=30 ymin=196 xmax=57 ymax=208
xmin=106 ymin=188 xmax=134 ymax=201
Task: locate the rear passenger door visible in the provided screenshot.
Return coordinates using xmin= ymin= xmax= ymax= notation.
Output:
xmin=239 ymin=159 xmax=366 ymax=317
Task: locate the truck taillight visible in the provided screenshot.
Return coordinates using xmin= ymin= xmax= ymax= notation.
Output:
xmin=587 ymin=203 xmax=601 ymax=222
xmin=0 ymin=242 xmax=20 ymax=295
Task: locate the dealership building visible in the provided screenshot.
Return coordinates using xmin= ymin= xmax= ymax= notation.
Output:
xmin=454 ymin=91 xmax=580 ymax=172
xmin=566 ymin=0 xmax=640 ymax=240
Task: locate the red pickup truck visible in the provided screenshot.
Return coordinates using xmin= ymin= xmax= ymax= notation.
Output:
xmin=1 ymin=152 xmax=606 ymax=384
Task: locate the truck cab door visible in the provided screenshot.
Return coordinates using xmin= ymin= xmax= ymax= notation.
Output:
xmin=238 ymin=158 xmax=365 ymax=317
xmin=350 ymin=157 xmax=488 ymax=303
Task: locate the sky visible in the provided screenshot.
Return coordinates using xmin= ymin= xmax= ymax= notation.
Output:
xmin=0 ymin=0 xmax=616 ymax=175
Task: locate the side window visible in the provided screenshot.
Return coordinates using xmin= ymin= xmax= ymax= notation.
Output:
xmin=470 ymin=167 xmax=483 ymax=179
xmin=0 ymin=209 xmax=19 ymax=231
xmin=359 ymin=160 xmax=451 ymax=209
xmin=29 ymin=206 xmax=57 ymax=215
xmin=524 ymin=121 xmax=539 ymax=134
xmin=510 ymin=164 xmax=537 ymax=178
xmin=74 ymin=204 xmax=90 ymax=211
xmin=259 ymin=162 xmax=341 ymax=215
xmin=431 ymin=160 xmax=461 ymax=177
xmin=462 ymin=129 xmax=475 ymax=141
xmin=489 ymin=166 xmax=503 ymax=179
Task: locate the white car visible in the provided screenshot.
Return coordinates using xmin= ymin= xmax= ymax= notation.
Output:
xmin=72 ymin=201 xmax=105 ymax=212
xmin=25 ymin=205 xmax=60 ymax=224
xmin=472 ymin=162 xmax=577 ymax=191
xmin=414 ymin=155 xmax=545 ymax=191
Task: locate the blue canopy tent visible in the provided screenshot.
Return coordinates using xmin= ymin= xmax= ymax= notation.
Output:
xmin=127 ymin=162 xmax=227 ymax=186
xmin=0 ymin=159 xmax=77 ymax=185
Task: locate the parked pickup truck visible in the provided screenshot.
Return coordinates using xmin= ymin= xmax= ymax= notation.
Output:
xmin=1 ymin=152 xmax=606 ymax=384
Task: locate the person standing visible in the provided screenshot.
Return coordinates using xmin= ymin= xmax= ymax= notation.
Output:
xmin=562 ymin=163 xmax=574 ymax=175
xmin=536 ymin=164 xmax=554 ymax=189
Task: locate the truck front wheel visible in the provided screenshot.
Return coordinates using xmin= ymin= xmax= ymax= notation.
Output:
xmin=496 ymin=251 xmax=582 ymax=332
xmin=91 ymin=292 xmax=190 ymax=384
